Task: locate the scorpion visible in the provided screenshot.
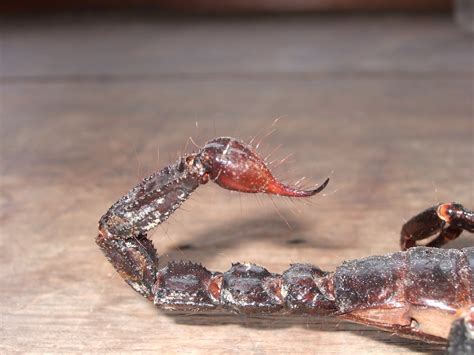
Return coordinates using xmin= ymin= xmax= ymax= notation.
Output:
xmin=97 ymin=137 xmax=474 ymax=353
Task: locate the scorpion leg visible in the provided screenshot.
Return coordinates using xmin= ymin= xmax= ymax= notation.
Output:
xmin=400 ymin=203 xmax=474 ymax=251
xmin=448 ymin=308 xmax=474 ymax=355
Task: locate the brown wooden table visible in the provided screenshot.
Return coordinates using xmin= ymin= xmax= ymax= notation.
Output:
xmin=1 ymin=14 xmax=472 ymax=354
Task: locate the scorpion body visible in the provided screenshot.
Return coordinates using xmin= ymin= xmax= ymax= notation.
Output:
xmin=97 ymin=137 xmax=473 ymax=352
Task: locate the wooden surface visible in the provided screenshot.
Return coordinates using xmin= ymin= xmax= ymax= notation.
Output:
xmin=1 ymin=14 xmax=473 ymax=354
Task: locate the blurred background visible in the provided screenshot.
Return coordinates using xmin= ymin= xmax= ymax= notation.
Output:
xmin=1 ymin=1 xmax=473 ymax=354
xmin=0 ymin=0 xmax=465 ymax=15
xmin=1 ymin=0 xmax=473 ymax=30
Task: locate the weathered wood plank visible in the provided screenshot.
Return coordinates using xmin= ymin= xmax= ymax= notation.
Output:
xmin=1 ymin=16 xmax=472 ymax=79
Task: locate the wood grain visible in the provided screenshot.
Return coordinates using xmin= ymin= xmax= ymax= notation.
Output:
xmin=1 ymin=14 xmax=472 ymax=354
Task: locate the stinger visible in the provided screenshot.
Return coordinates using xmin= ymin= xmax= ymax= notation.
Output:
xmin=195 ymin=137 xmax=329 ymax=197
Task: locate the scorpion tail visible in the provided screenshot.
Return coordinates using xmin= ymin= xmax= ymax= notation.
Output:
xmin=97 ymin=136 xmax=329 ymax=300
xmin=197 ymin=137 xmax=329 ymax=197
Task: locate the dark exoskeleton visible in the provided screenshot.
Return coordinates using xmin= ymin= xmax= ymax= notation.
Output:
xmin=97 ymin=137 xmax=474 ymax=354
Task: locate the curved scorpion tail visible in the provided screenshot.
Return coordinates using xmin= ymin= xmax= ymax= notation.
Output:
xmin=97 ymin=137 xmax=328 ymax=300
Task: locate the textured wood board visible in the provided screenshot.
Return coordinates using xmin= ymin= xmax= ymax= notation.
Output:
xmin=1 ymin=16 xmax=471 ymax=79
xmin=1 ymin=15 xmax=472 ymax=354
